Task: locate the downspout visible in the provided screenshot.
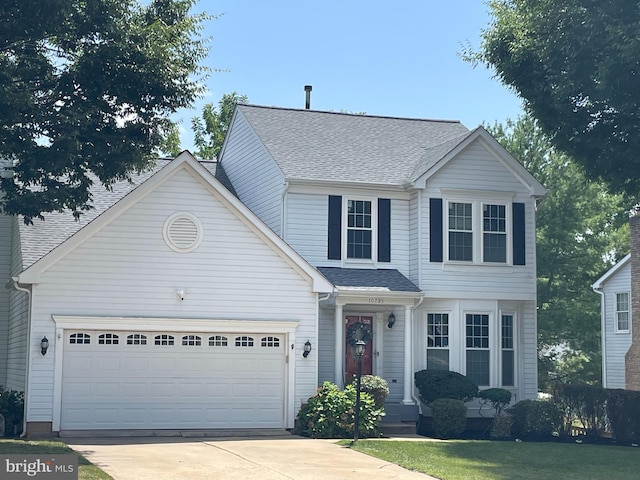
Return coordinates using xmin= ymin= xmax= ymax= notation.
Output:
xmin=11 ymin=277 xmax=31 ymax=438
xmin=593 ymin=286 xmax=607 ymax=387
xmin=281 ymin=181 xmax=289 ymax=240
xmin=411 ymin=296 xmax=425 ymax=408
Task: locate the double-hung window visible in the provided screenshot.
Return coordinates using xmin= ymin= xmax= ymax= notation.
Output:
xmin=347 ymin=199 xmax=373 ymax=259
xmin=448 ymin=202 xmax=473 ymax=261
xmin=427 ymin=313 xmax=449 ymax=370
xmin=445 ymin=198 xmax=510 ymax=264
xmin=616 ymin=292 xmax=630 ymax=332
xmin=466 ymin=313 xmax=490 ymax=386
xmin=483 ymin=204 xmax=507 ymax=263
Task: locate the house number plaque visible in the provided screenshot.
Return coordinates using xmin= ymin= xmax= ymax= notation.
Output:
xmin=368 ymin=297 xmax=384 ymax=304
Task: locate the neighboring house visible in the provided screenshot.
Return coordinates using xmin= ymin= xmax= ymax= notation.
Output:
xmin=0 ymin=153 xmax=333 ymax=436
xmin=594 ymin=210 xmax=640 ymax=391
xmin=593 ymin=254 xmax=631 ymax=389
xmin=219 ymin=105 xmax=547 ymax=415
xmin=0 ymin=104 xmax=546 ymax=436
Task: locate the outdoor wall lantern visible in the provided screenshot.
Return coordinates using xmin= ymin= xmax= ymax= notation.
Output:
xmin=387 ymin=312 xmax=396 ymax=329
xmin=303 ymin=340 xmax=312 ymax=358
xmin=40 ymin=336 xmax=49 ymax=356
xmin=353 ymin=339 xmax=366 ymax=442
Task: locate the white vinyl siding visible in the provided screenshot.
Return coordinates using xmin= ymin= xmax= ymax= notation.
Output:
xmin=285 ymin=191 xmax=411 ymax=275
xmin=0 ymin=213 xmax=12 ymax=382
xmin=24 ymin=168 xmax=319 ymax=426
xmin=220 ymin=111 xmax=285 ymax=234
xmin=6 ymin=216 xmax=27 ymax=391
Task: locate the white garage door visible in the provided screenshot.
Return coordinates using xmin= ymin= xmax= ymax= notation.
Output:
xmin=61 ymin=330 xmax=286 ymax=430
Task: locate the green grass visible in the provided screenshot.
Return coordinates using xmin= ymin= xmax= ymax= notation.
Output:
xmin=344 ymin=440 xmax=640 ymax=480
xmin=0 ymin=439 xmax=113 ymax=480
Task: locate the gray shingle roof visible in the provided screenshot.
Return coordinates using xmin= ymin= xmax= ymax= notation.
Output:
xmin=317 ymin=267 xmax=421 ymax=293
xmin=18 ymin=158 xmax=228 ymax=269
xmin=235 ymin=104 xmax=470 ymax=185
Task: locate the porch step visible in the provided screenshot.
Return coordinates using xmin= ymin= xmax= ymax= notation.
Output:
xmin=382 ymin=403 xmax=419 ymax=423
xmin=379 ymin=422 xmax=417 ymax=437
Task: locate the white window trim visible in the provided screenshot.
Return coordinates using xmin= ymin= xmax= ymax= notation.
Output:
xmin=342 ymin=196 xmax=378 ymax=265
xmin=615 ymin=291 xmax=630 ymax=333
xmin=443 ymin=195 xmax=513 ymax=267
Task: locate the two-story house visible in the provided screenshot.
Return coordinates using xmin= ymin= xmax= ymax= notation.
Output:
xmin=0 ymin=104 xmax=545 ymax=436
xmin=219 ymin=105 xmax=546 ymax=412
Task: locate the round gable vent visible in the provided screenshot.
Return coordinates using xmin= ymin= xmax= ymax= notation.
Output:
xmin=163 ymin=213 xmax=203 ymax=253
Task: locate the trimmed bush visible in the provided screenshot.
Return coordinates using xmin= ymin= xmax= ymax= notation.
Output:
xmin=297 ymin=381 xmax=383 ymax=439
xmin=607 ymin=389 xmax=640 ymax=443
xmin=357 ymin=375 xmax=389 ymax=410
xmin=508 ymin=399 xmax=562 ymax=439
xmin=414 ymin=370 xmax=478 ymax=405
xmin=0 ymin=386 xmax=24 ymax=436
xmin=478 ymin=388 xmax=512 ymax=416
xmin=550 ymin=382 xmax=609 ymax=439
xmin=430 ymin=398 xmax=467 ymax=439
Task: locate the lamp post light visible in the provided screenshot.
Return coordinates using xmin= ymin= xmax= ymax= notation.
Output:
xmin=353 ymin=339 xmax=366 ymax=442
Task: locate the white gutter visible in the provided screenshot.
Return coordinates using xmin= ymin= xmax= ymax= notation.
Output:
xmin=593 ymin=286 xmax=607 ymax=387
xmin=11 ymin=277 xmax=32 ymax=438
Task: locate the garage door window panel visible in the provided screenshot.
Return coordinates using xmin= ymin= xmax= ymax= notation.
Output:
xmin=98 ymin=333 xmax=119 ymax=345
xmin=127 ymin=334 xmax=147 ymax=345
xmin=235 ymin=336 xmax=254 ymax=347
xmin=209 ymin=335 xmax=228 ymax=346
xmin=182 ymin=335 xmax=202 ymax=346
xmin=69 ymin=333 xmax=91 ymax=344
xmin=155 ymin=335 xmax=175 ymax=346
xmin=261 ymin=336 xmax=281 ymax=347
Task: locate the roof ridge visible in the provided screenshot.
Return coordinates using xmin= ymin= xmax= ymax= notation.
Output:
xmin=238 ymin=103 xmax=463 ymax=125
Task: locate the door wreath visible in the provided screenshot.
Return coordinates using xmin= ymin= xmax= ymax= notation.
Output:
xmin=347 ymin=322 xmax=372 ymax=346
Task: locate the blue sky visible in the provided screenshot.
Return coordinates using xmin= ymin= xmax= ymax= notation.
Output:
xmin=175 ymin=1 xmax=524 ymax=149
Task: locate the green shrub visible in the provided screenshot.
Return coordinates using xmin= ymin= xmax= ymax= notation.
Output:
xmin=550 ymin=382 xmax=609 ymax=439
xmin=353 ymin=375 xmax=389 ymax=410
xmin=0 ymin=386 xmax=24 ymax=436
xmin=430 ymin=398 xmax=467 ymax=439
xmin=414 ymin=370 xmax=478 ymax=405
xmin=297 ymin=381 xmax=383 ymax=439
xmin=490 ymin=413 xmax=513 ymax=439
xmin=478 ymin=388 xmax=512 ymax=416
xmin=607 ymin=389 xmax=640 ymax=443
xmin=508 ymin=399 xmax=562 ymax=439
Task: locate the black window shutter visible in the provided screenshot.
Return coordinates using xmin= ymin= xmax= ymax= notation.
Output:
xmin=328 ymin=195 xmax=342 ymax=260
xmin=430 ymin=198 xmax=443 ymax=262
xmin=378 ymin=198 xmax=391 ymax=262
xmin=513 ymin=202 xmax=526 ymax=265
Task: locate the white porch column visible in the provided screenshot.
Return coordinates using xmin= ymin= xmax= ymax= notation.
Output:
xmin=334 ymin=304 xmax=344 ymax=389
xmin=402 ymin=304 xmax=415 ymax=405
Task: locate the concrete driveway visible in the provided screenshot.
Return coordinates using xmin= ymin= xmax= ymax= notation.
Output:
xmin=67 ymin=434 xmax=436 ymax=480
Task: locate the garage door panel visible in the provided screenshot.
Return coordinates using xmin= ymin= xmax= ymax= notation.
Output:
xmin=61 ymin=330 xmax=286 ymax=430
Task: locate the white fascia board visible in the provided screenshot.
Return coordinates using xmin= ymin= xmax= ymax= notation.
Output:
xmin=592 ymin=253 xmax=631 ymax=290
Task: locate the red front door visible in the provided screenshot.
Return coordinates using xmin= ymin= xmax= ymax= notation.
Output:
xmin=345 ymin=315 xmax=373 ymax=383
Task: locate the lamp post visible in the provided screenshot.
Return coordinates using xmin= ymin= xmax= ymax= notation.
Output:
xmin=353 ymin=339 xmax=366 ymax=441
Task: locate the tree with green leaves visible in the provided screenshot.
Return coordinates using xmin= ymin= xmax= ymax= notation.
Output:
xmin=468 ymin=1 xmax=640 ymax=199
xmin=191 ymin=92 xmax=248 ymax=159
xmin=0 ymin=0 xmax=209 ymax=223
xmin=487 ymin=115 xmax=629 ymax=389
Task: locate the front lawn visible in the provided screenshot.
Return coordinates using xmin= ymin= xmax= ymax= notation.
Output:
xmin=346 ymin=440 xmax=639 ymax=480
xmin=0 ymin=439 xmax=113 ymax=480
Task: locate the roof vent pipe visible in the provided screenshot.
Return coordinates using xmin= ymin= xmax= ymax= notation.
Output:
xmin=304 ymin=85 xmax=312 ymax=109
